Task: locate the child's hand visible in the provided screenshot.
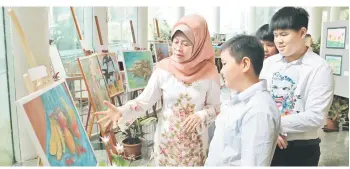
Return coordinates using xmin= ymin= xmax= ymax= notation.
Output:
xmin=277 ymin=135 xmax=288 ymax=149
xmin=95 ymin=100 xmax=122 ymax=130
xmin=182 ymin=114 xmax=201 ymax=133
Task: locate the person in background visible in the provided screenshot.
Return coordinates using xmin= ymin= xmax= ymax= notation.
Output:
xmin=260 ymin=7 xmax=334 ymax=166
xmin=255 ymin=24 xmax=279 ymax=59
xmin=205 ymin=35 xmax=280 ymax=166
xmin=304 ymin=33 xmax=314 ymax=51
xmin=95 ymin=14 xmax=220 ymax=166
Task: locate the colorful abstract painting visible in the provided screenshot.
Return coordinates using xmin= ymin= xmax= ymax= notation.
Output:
xmin=78 ymin=54 xmax=111 ymax=112
xmin=326 ymin=54 xmax=342 ymax=75
xmin=16 ymin=80 xmax=97 ymax=166
xmin=326 ymin=27 xmax=347 ymax=49
xmin=122 ymin=50 xmax=153 ymax=91
xmin=153 ymin=43 xmax=170 ymax=62
xmin=97 ymin=52 xmax=124 ymax=97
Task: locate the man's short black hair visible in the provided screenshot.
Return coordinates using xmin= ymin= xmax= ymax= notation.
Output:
xmin=270 ymin=7 xmax=309 ymax=32
xmin=221 ymin=35 xmax=264 ymax=76
xmin=305 ymin=34 xmax=312 ymax=38
xmin=256 ymin=24 xmax=274 ymax=42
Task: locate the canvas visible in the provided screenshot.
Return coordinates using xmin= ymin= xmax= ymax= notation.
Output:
xmin=325 ymin=54 xmax=342 ymax=75
xmin=213 ymin=45 xmax=221 ymax=58
xmin=97 ymin=52 xmax=124 ymax=97
xmin=153 ymin=42 xmax=170 ymax=62
xmin=326 ymin=27 xmax=347 ymax=49
xmin=16 ymin=80 xmax=97 ymax=166
xmin=122 ymin=50 xmax=153 ymax=91
xmin=78 ymin=54 xmax=111 ymax=112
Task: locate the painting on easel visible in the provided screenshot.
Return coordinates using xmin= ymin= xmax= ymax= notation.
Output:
xmin=16 ymin=80 xmax=97 ymax=166
xmin=122 ymin=50 xmax=153 ymax=91
xmin=153 ymin=42 xmax=170 ymax=62
xmin=97 ymin=52 xmax=124 ymax=97
xmin=77 ymin=54 xmax=110 ymax=112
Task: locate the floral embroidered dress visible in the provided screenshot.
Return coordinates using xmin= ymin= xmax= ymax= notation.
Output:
xmin=117 ymin=68 xmax=221 ymax=166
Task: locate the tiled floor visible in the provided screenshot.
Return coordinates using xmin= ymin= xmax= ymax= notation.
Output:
xmin=13 ymin=87 xmax=349 ymax=166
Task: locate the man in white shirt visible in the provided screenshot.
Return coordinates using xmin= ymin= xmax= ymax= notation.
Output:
xmin=260 ymin=7 xmax=334 ymax=166
xmin=205 ymin=35 xmax=281 ymax=166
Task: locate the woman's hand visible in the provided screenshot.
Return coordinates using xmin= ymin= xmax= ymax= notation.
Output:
xmin=95 ymin=101 xmax=122 ymax=130
xmin=182 ymin=114 xmax=201 ymax=133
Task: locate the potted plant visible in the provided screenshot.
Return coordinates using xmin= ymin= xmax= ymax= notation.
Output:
xmin=117 ymin=116 xmax=157 ymax=159
xmin=324 ymin=95 xmax=349 ymax=132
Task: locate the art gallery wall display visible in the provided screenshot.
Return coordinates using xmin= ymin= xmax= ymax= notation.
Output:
xmin=121 ymin=50 xmax=154 ymax=92
xmin=16 ymin=80 xmax=97 ymax=166
xmin=97 ymin=52 xmax=124 ymax=97
xmin=326 ymin=27 xmax=347 ymax=49
xmin=325 ymin=54 xmax=342 ymax=75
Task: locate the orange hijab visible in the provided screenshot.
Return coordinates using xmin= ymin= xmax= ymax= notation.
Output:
xmin=157 ymin=14 xmax=220 ymax=86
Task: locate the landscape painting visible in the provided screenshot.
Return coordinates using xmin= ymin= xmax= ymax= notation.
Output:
xmin=16 ymin=80 xmax=97 ymax=166
xmin=325 ymin=54 xmax=342 ymax=75
xmin=326 ymin=27 xmax=347 ymax=49
xmin=153 ymin=42 xmax=170 ymax=62
xmin=97 ymin=52 xmax=124 ymax=97
xmin=122 ymin=50 xmax=153 ymax=91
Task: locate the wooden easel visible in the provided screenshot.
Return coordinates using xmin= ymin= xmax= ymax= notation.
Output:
xmin=8 ymin=8 xmax=55 ymax=166
xmin=77 ymin=54 xmax=117 ymax=165
xmin=129 ymin=20 xmax=159 ymax=116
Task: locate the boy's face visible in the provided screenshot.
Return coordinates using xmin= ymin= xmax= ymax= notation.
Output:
xmin=305 ymin=37 xmax=313 ymax=47
xmin=273 ymin=28 xmax=307 ymax=57
xmin=220 ymin=49 xmax=246 ymax=91
xmin=260 ymin=40 xmax=278 ymax=59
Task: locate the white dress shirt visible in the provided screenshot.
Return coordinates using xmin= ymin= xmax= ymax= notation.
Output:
xmin=205 ymin=80 xmax=280 ymax=166
xmin=259 ymin=48 xmax=334 ymax=141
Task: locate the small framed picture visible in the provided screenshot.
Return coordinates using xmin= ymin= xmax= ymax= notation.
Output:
xmin=325 ymin=54 xmax=342 ymax=75
xmin=326 ymin=27 xmax=347 ymax=49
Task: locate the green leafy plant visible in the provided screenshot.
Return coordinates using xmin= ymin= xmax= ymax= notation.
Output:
xmin=118 ymin=116 xmax=158 ymax=144
xmin=328 ymin=95 xmax=349 ymax=123
xmin=311 ymin=37 xmax=321 ymax=55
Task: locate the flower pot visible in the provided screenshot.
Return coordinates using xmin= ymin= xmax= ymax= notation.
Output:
xmin=122 ymin=138 xmax=141 ymax=159
xmin=324 ymin=118 xmax=339 ymax=132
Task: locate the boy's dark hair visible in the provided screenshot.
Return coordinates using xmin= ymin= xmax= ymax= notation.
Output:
xmin=305 ymin=34 xmax=312 ymax=38
xmin=221 ymin=35 xmax=264 ymax=76
xmin=270 ymin=7 xmax=309 ymax=32
xmin=256 ymin=24 xmax=274 ymax=42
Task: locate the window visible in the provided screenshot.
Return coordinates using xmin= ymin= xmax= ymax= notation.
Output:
xmin=148 ymin=7 xmax=175 ymax=41
xmin=220 ymin=7 xmax=248 ymax=35
xmin=49 ymin=7 xmax=93 ymax=74
xmin=108 ymin=7 xmax=138 ymax=55
xmin=0 ymin=6 xmax=14 ymax=165
xmin=185 ymin=7 xmax=215 ymax=36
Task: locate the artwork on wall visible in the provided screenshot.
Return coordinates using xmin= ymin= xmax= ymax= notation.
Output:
xmin=213 ymin=45 xmax=222 ymax=57
xmin=325 ymin=54 xmax=342 ymax=75
xmin=121 ymin=50 xmax=154 ymax=91
xmin=16 ymin=80 xmax=97 ymax=166
xmin=97 ymin=52 xmax=124 ymax=97
xmin=326 ymin=27 xmax=347 ymax=49
xmin=153 ymin=42 xmax=170 ymax=62
xmin=77 ymin=54 xmax=110 ymax=111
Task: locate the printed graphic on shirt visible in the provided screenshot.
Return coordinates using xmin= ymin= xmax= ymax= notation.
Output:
xmin=270 ymin=72 xmax=298 ymax=116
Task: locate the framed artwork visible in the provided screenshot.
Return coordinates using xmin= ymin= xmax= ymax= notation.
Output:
xmin=325 ymin=54 xmax=342 ymax=75
xmin=121 ymin=50 xmax=154 ymax=92
xmin=326 ymin=27 xmax=347 ymax=49
xmin=153 ymin=42 xmax=170 ymax=62
xmin=97 ymin=52 xmax=124 ymax=97
xmin=16 ymin=80 xmax=97 ymax=166
xmin=78 ymin=54 xmax=111 ymax=128
xmin=213 ymin=45 xmax=222 ymax=58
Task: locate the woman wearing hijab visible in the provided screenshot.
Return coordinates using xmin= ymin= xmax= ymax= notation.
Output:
xmin=95 ymin=14 xmax=221 ymax=166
